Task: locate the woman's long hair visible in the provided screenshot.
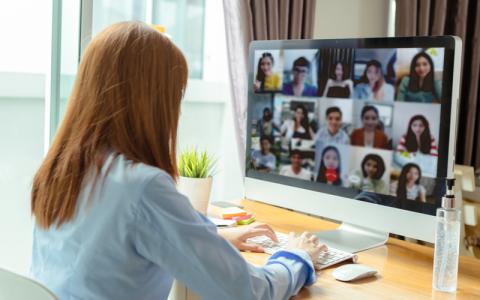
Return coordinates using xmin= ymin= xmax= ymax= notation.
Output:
xmin=396 ymin=163 xmax=422 ymax=201
xmin=404 ymin=115 xmax=432 ymax=154
xmin=359 ymin=60 xmax=385 ymax=96
xmin=31 ymin=22 xmax=188 ymax=228
xmin=316 ymin=146 xmax=342 ymax=185
xmin=294 ymin=104 xmax=310 ymax=133
xmin=361 ymin=154 xmax=385 ymax=180
xmin=330 ymin=61 xmax=349 ymax=81
xmin=408 ymin=52 xmax=438 ymax=98
xmin=256 ymin=52 xmax=274 ymax=89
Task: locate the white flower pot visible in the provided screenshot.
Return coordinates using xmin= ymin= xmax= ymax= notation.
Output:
xmin=177 ymin=176 xmax=212 ymax=215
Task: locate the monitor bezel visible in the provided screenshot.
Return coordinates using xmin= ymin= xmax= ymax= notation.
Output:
xmin=246 ymin=36 xmax=457 ymax=217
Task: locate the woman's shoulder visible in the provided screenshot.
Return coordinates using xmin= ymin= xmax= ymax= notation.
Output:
xmin=111 ymin=154 xmax=174 ymax=189
xmin=383 ymin=82 xmax=394 ymax=91
xmin=272 ymin=73 xmax=281 ymax=80
xmin=375 ymin=129 xmax=388 ymax=138
xmin=351 ymin=128 xmax=363 ymax=136
xmin=416 ymin=184 xmax=426 ymax=193
xmin=400 ymin=76 xmax=410 ymax=85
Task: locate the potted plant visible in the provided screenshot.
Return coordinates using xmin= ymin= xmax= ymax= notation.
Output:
xmin=177 ymin=148 xmax=216 ymax=215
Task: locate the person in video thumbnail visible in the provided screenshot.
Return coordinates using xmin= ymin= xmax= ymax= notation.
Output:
xmin=280 ymin=104 xmax=315 ymax=139
xmin=254 ymin=52 xmax=282 ymax=92
xmin=350 ymin=105 xmax=389 ymax=149
xmin=354 ymin=59 xmax=394 ymax=102
xmin=282 ymin=57 xmax=318 ymax=97
xmin=316 ymin=145 xmax=342 ymax=186
xmin=348 ymin=154 xmax=387 ymax=194
xmin=279 ymin=149 xmax=312 ymax=180
xmin=397 ymin=52 xmax=441 ymax=103
xmin=395 ymin=163 xmax=426 ymax=202
xmin=396 ymin=115 xmax=438 ymax=156
xmin=323 ymin=61 xmax=353 ymax=98
xmin=251 ymin=136 xmax=277 ymax=172
xmin=256 ymin=107 xmax=279 ymax=138
xmin=314 ymin=106 xmax=349 ymax=145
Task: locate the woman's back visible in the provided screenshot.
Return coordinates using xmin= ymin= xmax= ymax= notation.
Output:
xmin=32 ymin=155 xmax=175 ymax=299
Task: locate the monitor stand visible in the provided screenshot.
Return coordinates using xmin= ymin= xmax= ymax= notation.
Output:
xmin=314 ymin=223 xmax=389 ymax=253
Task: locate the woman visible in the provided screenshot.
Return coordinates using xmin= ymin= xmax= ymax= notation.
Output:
xmin=316 ymin=145 xmax=342 ymax=185
xmin=348 ymin=154 xmax=387 ymax=194
xmin=350 ymin=105 xmax=390 ymax=149
xmin=354 ymin=60 xmax=394 ymax=101
xmin=254 ymin=52 xmax=282 ymax=92
xmin=396 ymin=115 xmax=438 ymax=156
xmin=395 ymin=163 xmax=427 ymax=202
xmin=30 ymin=22 xmax=325 ymax=300
xmin=397 ymin=52 xmax=442 ymax=103
xmin=323 ymin=61 xmax=353 ymax=98
xmin=280 ymin=104 xmax=315 ymax=139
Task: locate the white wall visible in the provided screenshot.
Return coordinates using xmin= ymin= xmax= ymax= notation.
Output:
xmin=313 ymin=0 xmax=393 ymax=39
xmin=0 ymin=1 xmax=50 ymax=275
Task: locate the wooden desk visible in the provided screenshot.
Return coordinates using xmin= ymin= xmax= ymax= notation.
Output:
xmin=240 ymin=199 xmax=480 ymax=300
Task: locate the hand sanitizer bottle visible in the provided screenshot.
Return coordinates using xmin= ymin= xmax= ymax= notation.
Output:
xmin=432 ymin=178 xmax=461 ymax=293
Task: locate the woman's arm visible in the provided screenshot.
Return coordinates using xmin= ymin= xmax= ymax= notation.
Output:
xmin=133 ymin=172 xmax=317 ymax=299
xmin=397 ymin=77 xmax=409 ymax=101
xmin=309 ymin=127 xmax=315 ymax=140
xmin=323 ymin=79 xmax=332 ymax=97
xmin=346 ymin=79 xmax=354 ymax=97
xmin=419 ymin=186 xmax=427 ymax=203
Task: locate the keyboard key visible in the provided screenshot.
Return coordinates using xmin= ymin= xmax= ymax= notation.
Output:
xmin=247 ymin=231 xmax=356 ymax=270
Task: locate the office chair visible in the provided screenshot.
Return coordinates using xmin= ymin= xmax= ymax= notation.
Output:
xmin=0 ymin=267 xmax=57 ymax=300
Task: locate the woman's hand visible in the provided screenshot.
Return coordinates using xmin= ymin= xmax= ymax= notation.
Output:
xmin=286 ymin=231 xmax=327 ymax=263
xmin=218 ymin=223 xmax=278 ymax=253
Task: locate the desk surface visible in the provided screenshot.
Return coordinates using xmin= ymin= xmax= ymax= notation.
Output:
xmin=239 ymin=199 xmax=480 ymax=300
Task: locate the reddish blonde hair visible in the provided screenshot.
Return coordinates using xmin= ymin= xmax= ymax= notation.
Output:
xmin=32 ymin=21 xmax=188 ymax=228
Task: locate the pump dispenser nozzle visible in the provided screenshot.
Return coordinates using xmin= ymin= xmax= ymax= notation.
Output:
xmin=442 ymin=178 xmax=456 ymax=208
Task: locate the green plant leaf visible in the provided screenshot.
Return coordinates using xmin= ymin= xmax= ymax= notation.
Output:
xmin=178 ymin=147 xmax=217 ymax=178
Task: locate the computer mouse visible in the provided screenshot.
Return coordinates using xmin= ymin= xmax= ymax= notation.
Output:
xmin=332 ymin=264 xmax=377 ymax=282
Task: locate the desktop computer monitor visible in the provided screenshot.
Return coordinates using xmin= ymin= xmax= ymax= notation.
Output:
xmin=245 ymin=36 xmax=462 ymax=252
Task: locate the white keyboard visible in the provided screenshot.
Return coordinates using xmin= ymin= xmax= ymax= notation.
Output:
xmin=247 ymin=232 xmax=358 ymax=270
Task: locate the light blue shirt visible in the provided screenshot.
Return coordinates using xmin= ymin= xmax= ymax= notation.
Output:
xmin=314 ymin=126 xmax=350 ymax=145
xmin=31 ymin=154 xmax=315 ymax=299
xmin=353 ymin=82 xmax=394 ymax=102
xmin=252 ymin=150 xmax=276 ymax=171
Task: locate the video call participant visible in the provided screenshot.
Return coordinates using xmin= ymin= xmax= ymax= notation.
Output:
xmin=256 ymin=107 xmax=279 ymax=138
xmin=254 ymin=52 xmax=282 ymax=92
xmin=279 ymin=149 xmax=312 ymax=180
xmin=280 ymin=104 xmax=315 ymax=139
xmin=354 ymin=60 xmax=394 ymax=102
xmin=282 ymin=57 xmax=318 ymax=97
xmin=396 ymin=115 xmax=438 ymax=156
xmin=348 ymin=154 xmax=387 ymax=194
xmin=395 ymin=163 xmax=427 ymax=202
xmin=323 ymin=61 xmax=353 ymax=98
xmin=251 ymin=136 xmax=277 ymax=172
xmin=314 ymin=106 xmax=350 ymax=145
xmin=397 ymin=52 xmax=442 ymax=103
xmin=316 ymin=145 xmax=342 ymax=186
xmin=350 ymin=105 xmax=389 ymax=149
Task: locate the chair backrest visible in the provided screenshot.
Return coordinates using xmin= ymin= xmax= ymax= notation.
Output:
xmin=0 ymin=268 xmax=57 ymax=300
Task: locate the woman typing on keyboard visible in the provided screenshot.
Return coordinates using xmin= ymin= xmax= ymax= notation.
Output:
xmin=30 ymin=21 xmax=326 ymax=300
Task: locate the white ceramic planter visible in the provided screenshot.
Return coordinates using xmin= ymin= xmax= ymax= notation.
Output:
xmin=177 ymin=176 xmax=212 ymax=215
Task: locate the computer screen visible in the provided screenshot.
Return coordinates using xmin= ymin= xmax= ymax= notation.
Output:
xmin=247 ymin=38 xmax=457 ymax=216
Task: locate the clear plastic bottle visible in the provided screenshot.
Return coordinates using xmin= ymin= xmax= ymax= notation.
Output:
xmin=432 ymin=179 xmax=461 ymax=293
